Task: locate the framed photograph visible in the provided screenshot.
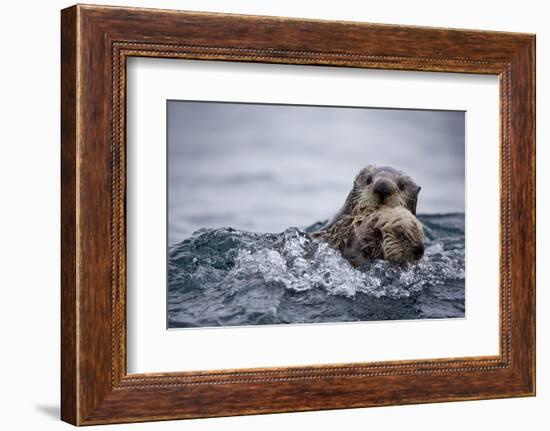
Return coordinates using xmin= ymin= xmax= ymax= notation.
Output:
xmin=61 ymin=4 xmax=535 ymax=425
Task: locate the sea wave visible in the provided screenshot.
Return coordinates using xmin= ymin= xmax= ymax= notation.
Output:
xmin=168 ymin=214 xmax=465 ymax=327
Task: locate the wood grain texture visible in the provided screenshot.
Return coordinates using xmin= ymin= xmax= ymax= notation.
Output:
xmin=60 ymin=4 xmax=535 ymax=425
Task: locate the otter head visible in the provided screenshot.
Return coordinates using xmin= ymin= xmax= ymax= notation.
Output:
xmin=352 ymin=207 xmax=425 ymax=265
xmin=352 ymin=165 xmax=421 ymax=215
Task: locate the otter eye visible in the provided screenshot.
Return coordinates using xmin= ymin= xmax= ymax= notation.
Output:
xmin=366 ymin=176 xmax=373 ymax=185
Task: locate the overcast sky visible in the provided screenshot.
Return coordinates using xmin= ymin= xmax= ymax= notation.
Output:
xmin=168 ymin=101 xmax=465 ymax=243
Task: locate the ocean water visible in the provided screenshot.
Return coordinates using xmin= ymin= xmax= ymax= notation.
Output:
xmin=167 ymin=213 xmax=465 ymax=328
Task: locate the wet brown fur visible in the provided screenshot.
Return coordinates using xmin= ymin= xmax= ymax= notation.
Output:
xmin=312 ymin=207 xmax=425 ymax=266
xmin=313 ymin=165 xmax=423 ymax=265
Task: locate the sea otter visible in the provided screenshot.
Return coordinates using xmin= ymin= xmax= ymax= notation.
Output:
xmin=312 ymin=165 xmax=423 ymax=265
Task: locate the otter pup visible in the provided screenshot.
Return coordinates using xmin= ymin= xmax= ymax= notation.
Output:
xmin=323 ymin=165 xmax=421 ymax=230
xmin=313 ymin=207 xmax=425 ymax=266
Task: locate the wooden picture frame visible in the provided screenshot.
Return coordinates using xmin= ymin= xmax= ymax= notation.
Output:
xmin=61 ymin=4 xmax=535 ymax=425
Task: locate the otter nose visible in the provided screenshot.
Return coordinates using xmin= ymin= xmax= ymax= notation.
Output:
xmin=373 ymin=180 xmax=395 ymax=199
xmin=412 ymin=244 xmax=424 ymax=259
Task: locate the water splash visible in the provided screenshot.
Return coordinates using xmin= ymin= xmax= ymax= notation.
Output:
xmin=168 ymin=214 xmax=465 ymax=327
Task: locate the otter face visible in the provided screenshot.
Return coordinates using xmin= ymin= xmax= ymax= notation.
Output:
xmin=352 ymin=165 xmax=421 ymax=215
xmin=353 ymin=207 xmax=425 ymax=265
xmin=380 ymin=220 xmax=425 ymax=264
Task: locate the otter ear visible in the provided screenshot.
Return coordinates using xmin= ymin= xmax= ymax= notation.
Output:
xmin=408 ymin=185 xmax=421 ymax=215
